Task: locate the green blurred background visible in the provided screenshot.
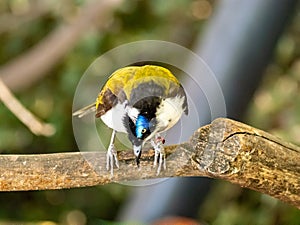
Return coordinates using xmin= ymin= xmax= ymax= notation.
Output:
xmin=0 ymin=0 xmax=299 ymax=224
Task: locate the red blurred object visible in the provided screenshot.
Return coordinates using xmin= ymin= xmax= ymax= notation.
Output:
xmin=156 ymin=136 xmax=165 ymax=144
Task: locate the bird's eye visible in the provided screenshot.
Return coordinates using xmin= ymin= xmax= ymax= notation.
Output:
xmin=141 ymin=128 xmax=147 ymax=134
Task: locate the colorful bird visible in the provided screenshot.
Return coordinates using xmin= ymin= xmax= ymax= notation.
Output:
xmin=73 ymin=65 xmax=188 ymax=175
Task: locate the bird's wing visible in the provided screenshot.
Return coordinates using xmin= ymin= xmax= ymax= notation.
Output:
xmin=95 ymin=89 xmax=118 ymax=118
xmin=95 ymin=67 xmax=138 ymax=117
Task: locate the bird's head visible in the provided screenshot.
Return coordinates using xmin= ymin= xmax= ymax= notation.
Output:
xmin=125 ymin=110 xmax=157 ymax=166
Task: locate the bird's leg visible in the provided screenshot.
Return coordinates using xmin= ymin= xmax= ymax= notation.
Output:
xmin=151 ymin=138 xmax=159 ymax=168
xmin=158 ymin=144 xmax=166 ymax=175
xmin=150 ymin=133 xmax=166 ymax=175
xmin=106 ymin=130 xmax=119 ymax=176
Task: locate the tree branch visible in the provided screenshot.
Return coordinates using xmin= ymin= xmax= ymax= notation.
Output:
xmin=0 ymin=78 xmax=55 ymax=136
xmin=0 ymin=118 xmax=299 ymax=209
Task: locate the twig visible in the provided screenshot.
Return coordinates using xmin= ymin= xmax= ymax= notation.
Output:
xmin=0 ymin=118 xmax=299 ymax=209
xmin=0 ymin=0 xmax=123 ymax=92
xmin=0 ymin=78 xmax=55 ymax=136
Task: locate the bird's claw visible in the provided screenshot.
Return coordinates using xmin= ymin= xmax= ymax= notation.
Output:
xmin=151 ymin=136 xmax=166 ymax=175
xmin=106 ymin=144 xmax=119 ymax=176
xmin=154 ymin=146 xmax=166 ymax=175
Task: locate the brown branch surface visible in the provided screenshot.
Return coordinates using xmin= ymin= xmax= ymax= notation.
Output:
xmin=0 ymin=118 xmax=299 ymax=209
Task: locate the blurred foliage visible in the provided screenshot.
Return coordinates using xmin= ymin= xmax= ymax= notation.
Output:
xmin=198 ymin=6 xmax=300 ymax=225
xmin=199 ymin=181 xmax=300 ymax=225
xmin=0 ymin=0 xmax=299 ymax=224
xmin=246 ymin=10 xmax=300 ymax=146
xmin=0 ymin=0 xmax=210 ymax=224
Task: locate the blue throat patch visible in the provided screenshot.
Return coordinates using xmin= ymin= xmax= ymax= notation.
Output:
xmin=135 ymin=115 xmax=149 ymax=138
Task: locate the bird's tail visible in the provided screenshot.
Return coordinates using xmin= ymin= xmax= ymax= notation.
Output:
xmin=72 ymin=103 xmax=96 ymax=118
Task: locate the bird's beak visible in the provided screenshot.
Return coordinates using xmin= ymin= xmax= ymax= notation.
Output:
xmin=133 ymin=145 xmax=142 ymax=166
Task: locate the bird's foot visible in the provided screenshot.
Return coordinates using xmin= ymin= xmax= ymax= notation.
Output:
xmin=154 ymin=147 xmax=166 ymax=175
xmin=152 ymin=136 xmax=166 ymax=175
xmin=106 ymin=144 xmax=119 ymax=176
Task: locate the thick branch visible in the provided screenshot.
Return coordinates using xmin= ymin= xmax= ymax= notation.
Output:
xmin=0 ymin=118 xmax=299 ymax=209
xmin=191 ymin=118 xmax=300 ymax=209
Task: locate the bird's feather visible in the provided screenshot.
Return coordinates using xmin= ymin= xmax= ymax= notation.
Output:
xmin=72 ymin=103 xmax=96 ymax=118
xmin=95 ymin=65 xmax=185 ymax=115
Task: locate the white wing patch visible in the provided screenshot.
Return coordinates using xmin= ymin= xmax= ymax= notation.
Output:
xmin=100 ymin=101 xmax=128 ymax=133
xmin=155 ymin=95 xmax=185 ymax=132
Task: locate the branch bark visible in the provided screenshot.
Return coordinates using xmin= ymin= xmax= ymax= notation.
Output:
xmin=0 ymin=118 xmax=299 ymax=209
